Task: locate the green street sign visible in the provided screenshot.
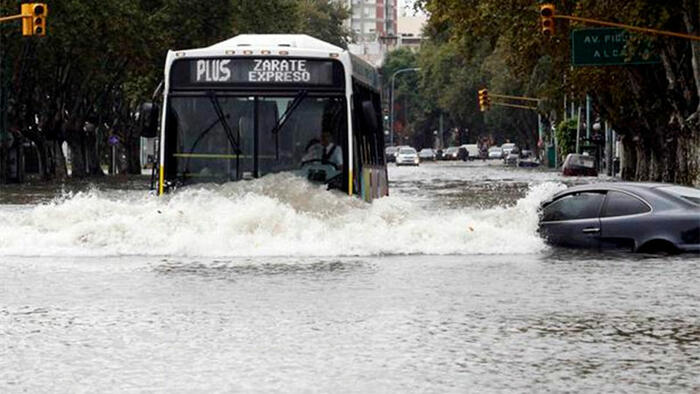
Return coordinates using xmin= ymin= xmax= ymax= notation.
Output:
xmin=571 ymin=28 xmax=660 ymax=66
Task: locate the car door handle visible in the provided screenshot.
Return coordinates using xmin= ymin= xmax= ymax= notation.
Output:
xmin=582 ymin=227 xmax=600 ymax=234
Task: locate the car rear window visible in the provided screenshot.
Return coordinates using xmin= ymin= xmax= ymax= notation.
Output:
xmin=541 ymin=192 xmax=605 ymax=222
xmin=658 ymin=186 xmax=700 ymax=206
xmin=602 ymin=191 xmax=651 ymax=217
xmin=566 ymin=155 xmax=595 ymax=168
xmin=399 ymin=148 xmax=416 ymax=154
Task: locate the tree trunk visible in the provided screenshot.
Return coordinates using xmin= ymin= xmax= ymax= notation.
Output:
xmin=66 ymin=132 xmax=87 ymax=178
xmin=54 ymin=141 xmax=68 ymax=180
xmin=126 ymin=133 xmax=142 ymax=175
xmin=85 ymin=131 xmax=104 ymax=177
xmin=0 ymin=146 xmax=7 ymax=184
xmin=620 ymin=135 xmax=637 ymax=181
xmin=675 ymin=125 xmax=700 ymax=186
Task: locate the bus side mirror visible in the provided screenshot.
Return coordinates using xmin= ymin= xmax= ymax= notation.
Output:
xmin=138 ymin=102 xmax=160 ymax=138
xmin=361 ymin=101 xmax=379 ymax=133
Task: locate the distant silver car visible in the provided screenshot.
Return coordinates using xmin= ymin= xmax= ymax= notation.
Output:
xmin=539 ymin=183 xmax=700 ymax=253
xmin=443 ymin=146 xmax=460 ymax=160
xmin=418 ymin=148 xmax=437 ymax=161
xmin=395 ymin=147 xmax=420 ymax=166
xmin=385 ymin=146 xmax=398 ymax=163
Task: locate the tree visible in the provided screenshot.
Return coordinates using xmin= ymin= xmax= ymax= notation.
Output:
xmin=0 ymin=0 xmax=352 ymax=183
xmin=417 ymin=0 xmax=699 ymax=185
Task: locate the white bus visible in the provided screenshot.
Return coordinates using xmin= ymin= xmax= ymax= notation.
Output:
xmin=141 ymin=34 xmax=388 ymax=202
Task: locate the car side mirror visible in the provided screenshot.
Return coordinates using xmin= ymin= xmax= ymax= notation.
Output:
xmin=361 ymin=100 xmax=379 ymax=133
xmin=137 ymin=102 xmax=160 ymax=138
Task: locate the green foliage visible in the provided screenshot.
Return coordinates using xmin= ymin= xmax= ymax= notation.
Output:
xmin=382 ymin=48 xmax=423 ymax=141
xmin=555 ymin=118 xmax=578 ymax=159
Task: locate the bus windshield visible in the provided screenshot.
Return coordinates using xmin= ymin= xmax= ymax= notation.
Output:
xmin=166 ymin=94 xmax=347 ymax=183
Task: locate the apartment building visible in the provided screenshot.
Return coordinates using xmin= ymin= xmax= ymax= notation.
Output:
xmin=342 ymin=0 xmax=398 ymax=65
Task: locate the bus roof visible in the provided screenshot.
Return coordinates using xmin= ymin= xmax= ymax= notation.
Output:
xmin=166 ymin=34 xmax=381 ymax=91
xmin=208 ymin=34 xmax=343 ymax=52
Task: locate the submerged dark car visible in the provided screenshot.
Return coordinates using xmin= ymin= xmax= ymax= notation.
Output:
xmin=562 ymin=153 xmax=597 ymax=177
xmin=539 ymin=183 xmax=700 ymax=253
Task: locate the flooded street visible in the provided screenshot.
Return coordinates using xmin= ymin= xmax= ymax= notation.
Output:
xmin=1 ymin=161 xmax=699 ymax=392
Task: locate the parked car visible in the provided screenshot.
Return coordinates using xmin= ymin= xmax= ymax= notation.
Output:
xmin=538 ymin=183 xmax=700 ymax=253
xmin=443 ymin=146 xmax=460 ymax=160
xmin=418 ymin=148 xmax=437 ymax=161
xmin=501 ymin=143 xmax=517 ymax=157
xmin=462 ymin=144 xmax=479 ymax=160
xmin=504 ymin=151 xmax=519 ymax=166
xmin=488 ymin=146 xmax=503 ymax=159
xmin=562 ymin=153 xmax=597 ymax=176
xmin=395 ymin=147 xmax=420 ymax=166
xmin=518 ymin=150 xmax=539 ymax=167
xmin=385 ymin=146 xmax=398 ymax=163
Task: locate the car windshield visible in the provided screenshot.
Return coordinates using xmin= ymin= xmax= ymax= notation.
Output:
xmin=385 ymin=147 xmax=397 ymax=154
xmin=420 ymin=149 xmax=433 ymax=154
xmin=489 ymin=147 xmax=500 ymax=152
xmin=502 ymin=143 xmax=515 ymax=149
xmin=658 ymin=185 xmax=700 ymax=205
xmin=400 ymin=148 xmax=416 ymax=154
xmin=446 ymin=147 xmax=458 ymax=153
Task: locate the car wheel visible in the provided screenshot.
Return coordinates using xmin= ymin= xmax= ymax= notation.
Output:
xmin=637 ymin=239 xmax=679 ymax=254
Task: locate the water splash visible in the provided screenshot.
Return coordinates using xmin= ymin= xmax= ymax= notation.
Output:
xmin=0 ymin=174 xmax=566 ymax=257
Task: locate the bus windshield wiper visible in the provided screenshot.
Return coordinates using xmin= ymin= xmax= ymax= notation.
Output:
xmin=271 ymin=89 xmax=308 ymax=135
xmin=208 ymin=91 xmax=242 ymax=154
xmin=182 ymin=92 xmax=242 ymax=181
xmin=270 ymin=89 xmax=307 ymax=160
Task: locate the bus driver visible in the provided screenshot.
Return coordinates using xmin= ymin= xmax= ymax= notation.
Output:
xmin=300 ymin=130 xmax=343 ymax=186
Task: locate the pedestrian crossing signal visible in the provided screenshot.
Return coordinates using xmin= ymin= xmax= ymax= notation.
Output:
xmin=540 ymin=4 xmax=555 ymax=37
xmin=21 ymin=3 xmax=47 ymax=37
xmin=478 ymin=89 xmax=490 ymax=112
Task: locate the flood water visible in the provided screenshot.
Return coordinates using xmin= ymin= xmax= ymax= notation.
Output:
xmin=1 ymin=161 xmax=699 ymax=392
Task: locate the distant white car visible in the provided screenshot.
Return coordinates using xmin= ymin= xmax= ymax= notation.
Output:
xmin=396 ymin=147 xmax=420 ymax=166
xmin=488 ymin=146 xmax=503 ymax=159
xmin=462 ymin=144 xmax=479 ymax=160
xmin=501 ymin=143 xmax=516 ymax=157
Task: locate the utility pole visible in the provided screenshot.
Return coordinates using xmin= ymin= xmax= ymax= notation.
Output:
xmin=389 ymin=67 xmax=420 ymax=146
xmin=575 ymin=106 xmax=582 ymax=154
xmin=586 ymin=94 xmax=591 ymax=140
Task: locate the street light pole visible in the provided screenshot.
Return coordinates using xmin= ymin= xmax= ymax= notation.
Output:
xmin=389 ymin=67 xmax=420 ymax=146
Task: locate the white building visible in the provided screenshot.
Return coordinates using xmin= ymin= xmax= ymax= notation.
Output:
xmin=343 ymin=0 xmax=398 ymax=66
xmin=342 ymin=0 xmax=426 ymax=65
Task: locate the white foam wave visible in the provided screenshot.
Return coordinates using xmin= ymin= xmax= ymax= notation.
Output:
xmin=0 ymin=174 xmax=566 ymax=257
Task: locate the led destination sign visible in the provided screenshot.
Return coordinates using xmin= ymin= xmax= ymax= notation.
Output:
xmin=171 ymin=58 xmax=341 ymax=88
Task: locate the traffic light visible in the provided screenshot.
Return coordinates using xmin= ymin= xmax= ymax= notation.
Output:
xmin=540 ymin=4 xmax=555 ymax=37
xmin=21 ymin=3 xmax=48 ymax=37
xmin=478 ymin=89 xmax=490 ymax=112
